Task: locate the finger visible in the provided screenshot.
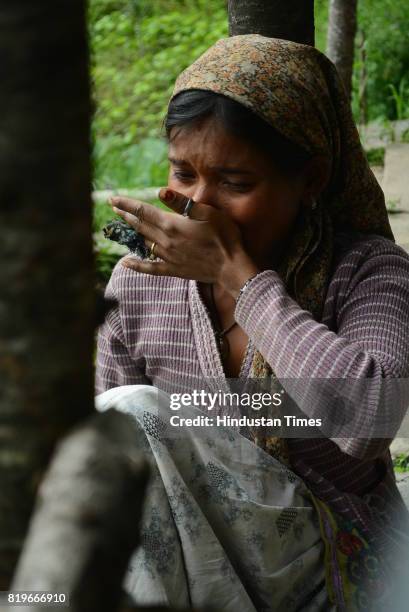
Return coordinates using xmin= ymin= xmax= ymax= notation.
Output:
xmin=158 ymin=187 xmax=191 ymax=215
xmin=121 ymin=257 xmax=179 ymax=278
xmin=143 ymin=239 xmax=167 ymax=262
xmin=112 ymin=206 xmax=168 ymax=245
xmin=157 ymin=187 xmax=217 ymax=222
xmin=110 ymin=196 xmax=176 ymax=232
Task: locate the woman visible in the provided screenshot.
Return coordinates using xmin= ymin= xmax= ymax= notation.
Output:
xmin=95 ymin=35 xmax=409 ymax=610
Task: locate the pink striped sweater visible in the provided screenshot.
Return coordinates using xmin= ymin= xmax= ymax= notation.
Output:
xmin=96 ymin=230 xmax=409 ymax=541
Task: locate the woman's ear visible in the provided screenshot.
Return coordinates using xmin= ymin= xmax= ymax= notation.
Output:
xmin=300 ymin=155 xmax=331 ymax=208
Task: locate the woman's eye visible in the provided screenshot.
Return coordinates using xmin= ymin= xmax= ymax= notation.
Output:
xmin=224 ymin=181 xmax=252 ymax=191
xmin=173 ymin=172 xmax=194 ymax=181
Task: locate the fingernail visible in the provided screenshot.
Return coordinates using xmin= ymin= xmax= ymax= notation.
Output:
xmin=161 ymin=189 xmax=175 ymax=203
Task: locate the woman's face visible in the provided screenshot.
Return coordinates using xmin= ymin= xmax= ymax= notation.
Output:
xmin=167 ymin=115 xmax=310 ymax=268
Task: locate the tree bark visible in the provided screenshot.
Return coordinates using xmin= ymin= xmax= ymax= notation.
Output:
xmin=357 ymin=29 xmax=368 ymax=125
xmin=12 ymin=410 xmax=149 ymax=612
xmin=326 ymin=0 xmax=358 ymax=101
xmin=228 ymin=0 xmax=315 ymax=46
xmin=0 ymin=0 xmax=94 ymax=587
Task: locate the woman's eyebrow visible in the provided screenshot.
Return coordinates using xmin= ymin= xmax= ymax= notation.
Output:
xmin=168 ymin=156 xmax=255 ymax=175
xmin=219 ymin=168 xmax=255 ymax=175
xmin=168 ymin=156 xmax=190 ymax=166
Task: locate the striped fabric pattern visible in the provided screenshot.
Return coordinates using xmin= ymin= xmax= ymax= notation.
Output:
xmin=96 ymin=233 xmax=409 ymax=539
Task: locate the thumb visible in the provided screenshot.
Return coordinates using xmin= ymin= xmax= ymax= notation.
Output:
xmin=158 ymin=187 xmax=191 ymax=214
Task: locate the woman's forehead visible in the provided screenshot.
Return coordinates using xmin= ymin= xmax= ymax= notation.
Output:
xmin=168 ymin=119 xmax=264 ymax=170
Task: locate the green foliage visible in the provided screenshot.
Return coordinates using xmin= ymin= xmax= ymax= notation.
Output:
xmin=89 ymin=0 xmax=409 ymax=281
xmin=393 ymin=453 xmax=409 ymax=472
xmin=365 ymin=147 xmax=385 ymax=166
xmin=387 ymin=78 xmax=409 ymax=121
xmin=93 ymin=203 xmax=125 ymax=284
xmin=351 ymin=0 xmax=409 ymax=122
xmin=93 ymin=198 xmax=116 ymax=233
xmin=89 ymin=0 xmax=409 ymax=195
xmin=94 ymin=236 xmax=125 ymax=284
xmin=93 ymin=135 xmax=169 ymax=189
xmin=314 ymin=0 xmax=329 ymax=52
xmin=89 ymin=0 xmax=228 ymax=189
xmin=89 ymin=0 xmax=228 ymax=142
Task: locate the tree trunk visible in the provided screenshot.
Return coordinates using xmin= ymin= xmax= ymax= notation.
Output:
xmin=12 ymin=410 xmax=149 ymax=612
xmin=326 ymin=0 xmax=358 ymax=101
xmin=0 ymin=0 xmax=94 ymax=587
xmin=357 ymin=28 xmax=368 ymax=125
xmin=228 ymin=0 xmax=315 ymax=46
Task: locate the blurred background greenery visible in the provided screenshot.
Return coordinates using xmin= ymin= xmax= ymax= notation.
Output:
xmin=90 ymin=0 xmax=409 ymax=281
xmin=90 ymin=0 xmax=409 ymax=190
xmin=90 ymin=0 xmax=228 ymax=192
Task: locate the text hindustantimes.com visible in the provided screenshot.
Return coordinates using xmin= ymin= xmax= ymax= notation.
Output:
xmin=168 ymin=390 xmax=322 ymax=428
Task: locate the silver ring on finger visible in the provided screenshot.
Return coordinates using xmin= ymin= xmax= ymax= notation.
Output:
xmin=182 ymin=198 xmax=194 ymax=218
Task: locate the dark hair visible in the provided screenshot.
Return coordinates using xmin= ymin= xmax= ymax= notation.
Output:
xmin=163 ymin=89 xmax=312 ymax=176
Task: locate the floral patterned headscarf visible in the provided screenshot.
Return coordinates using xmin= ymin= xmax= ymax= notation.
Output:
xmin=169 ymin=34 xmax=394 ymax=459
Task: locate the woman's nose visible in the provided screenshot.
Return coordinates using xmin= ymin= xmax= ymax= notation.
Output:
xmin=191 ymin=181 xmax=221 ymax=209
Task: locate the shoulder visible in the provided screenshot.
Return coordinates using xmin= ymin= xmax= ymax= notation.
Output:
xmin=331 ymin=231 xmax=409 ymax=280
xmin=325 ymin=231 xmax=409 ymax=319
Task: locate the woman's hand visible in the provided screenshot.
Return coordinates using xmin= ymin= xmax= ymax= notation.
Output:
xmin=109 ymin=188 xmax=260 ymax=297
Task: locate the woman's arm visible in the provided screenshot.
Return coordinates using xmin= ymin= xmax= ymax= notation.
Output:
xmin=234 ymin=237 xmax=409 ymax=460
xmin=95 ymin=262 xmax=151 ymax=395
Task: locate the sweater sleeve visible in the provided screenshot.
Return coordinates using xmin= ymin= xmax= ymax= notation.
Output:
xmin=234 ymin=238 xmax=409 ymax=460
xmin=95 ymin=263 xmax=151 ymax=395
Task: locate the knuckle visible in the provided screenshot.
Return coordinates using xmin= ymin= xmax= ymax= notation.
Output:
xmin=134 ymin=204 xmax=144 ymax=223
xmin=162 ymin=237 xmax=173 ymax=250
xmin=161 ymin=217 xmax=174 ymax=234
